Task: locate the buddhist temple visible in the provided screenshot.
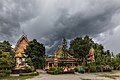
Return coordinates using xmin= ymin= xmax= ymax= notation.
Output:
xmin=14 ymin=33 xmax=29 ymax=68
xmin=45 ymin=45 xmax=79 ymax=70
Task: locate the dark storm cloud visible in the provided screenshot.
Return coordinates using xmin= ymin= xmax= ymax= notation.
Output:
xmin=41 ymin=0 xmax=120 ymax=54
xmin=0 ymin=0 xmax=40 ymax=42
xmin=0 ymin=0 xmax=120 ymax=54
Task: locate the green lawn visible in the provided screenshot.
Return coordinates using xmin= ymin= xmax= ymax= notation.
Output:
xmin=97 ymin=70 xmax=120 ymax=79
xmin=0 ymin=76 xmax=35 ymax=80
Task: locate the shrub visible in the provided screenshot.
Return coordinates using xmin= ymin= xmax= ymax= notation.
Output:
xmin=47 ymin=68 xmax=62 ymax=75
xmin=0 ymin=73 xmax=7 ymax=77
xmin=63 ymin=69 xmax=75 ymax=74
xmin=74 ymin=68 xmax=78 ymax=72
xmin=0 ymin=70 xmax=11 ymax=77
xmin=47 ymin=67 xmax=75 ymax=75
xmin=19 ymin=71 xmax=39 ymax=76
xmin=89 ymin=65 xmax=97 ymax=73
xmin=0 ymin=70 xmax=11 ymax=74
xmin=96 ymin=66 xmax=102 ymax=72
xmin=47 ymin=71 xmax=54 ymax=74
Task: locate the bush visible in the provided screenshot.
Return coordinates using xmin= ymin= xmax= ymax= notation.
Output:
xmin=63 ymin=69 xmax=75 ymax=74
xmin=47 ymin=68 xmax=63 ymax=75
xmin=0 ymin=70 xmax=11 ymax=74
xmin=19 ymin=71 xmax=39 ymax=76
xmin=0 ymin=70 xmax=11 ymax=77
xmin=0 ymin=73 xmax=7 ymax=77
xmin=89 ymin=65 xmax=97 ymax=73
xmin=96 ymin=66 xmax=102 ymax=72
xmin=47 ymin=67 xmax=75 ymax=75
xmin=74 ymin=68 xmax=78 ymax=72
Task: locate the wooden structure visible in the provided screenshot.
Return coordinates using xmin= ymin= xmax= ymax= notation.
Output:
xmin=45 ymin=45 xmax=79 ymax=69
xmin=14 ymin=34 xmax=29 ymax=68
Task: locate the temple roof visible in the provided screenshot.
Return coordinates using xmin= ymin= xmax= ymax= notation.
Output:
xmin=53 ymin=45 xmax=73 ymax=59
xmin=46 ymin=45 xmax=77 ymax=62
xmin=14 ymin=34 xmax=29 ymax=52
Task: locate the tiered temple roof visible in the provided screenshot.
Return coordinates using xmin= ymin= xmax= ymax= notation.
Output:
xmin=46 ymin=45 xmax=77 ymax=62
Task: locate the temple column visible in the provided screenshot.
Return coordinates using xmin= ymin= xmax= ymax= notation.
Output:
xmin=72 ymin=62 xmax=73 ymax=67
xmin=48 ymin=62 xmax=49 ymax=69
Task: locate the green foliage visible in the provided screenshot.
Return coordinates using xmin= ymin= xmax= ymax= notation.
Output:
xmin=0 ymin=41 xmax=15 ymax=70
xmin=69 ymin=35 xmax=115 ymax=72
xmin=69 ymin=35 xmax=94 ymax=60
xmin=0 ymin=50 xmax=15 ymax=69
xmin=27 ymin=57 xmax=33 ymax=66
xmin=0 ymin=70 xmax=11 ymax=74
xmin=47 ymin=67 xmax=75 ymax=75
xmin=0 ymin=41 xmax=12 ymax=52
xmin=25 ymin=39 xmax=45 ymax=69
xmin=62 ymin=37 xmax=67 ymax=52
xmin=0 ymin=70 xmax=11 ymax=77
xmin=47 ymin=67 xmax=63 ymax=75
xmin=0 ymin=73 xmax=7 ymax=77
xmin=116 ymin=53 xmax=120 ymax=58
xmin=74 ymin=68 xmax=79 ymax=72
xmin=19 ymin=71 xmax=39 ymax=76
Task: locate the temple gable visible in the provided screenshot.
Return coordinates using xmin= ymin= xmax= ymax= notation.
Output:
xmin=14 ymin=34 xmax=28 ymax=54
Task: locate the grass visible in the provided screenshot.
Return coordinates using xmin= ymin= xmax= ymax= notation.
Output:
xmin=0 ymin=76 xmax=35 ymax=80
xmin=100 ymin=74 xmax=119 ymax=79
xmin=110 ymin=70 xmax=120 ymax=74
xmin=95 ymin=70 xmax=120 ymax=79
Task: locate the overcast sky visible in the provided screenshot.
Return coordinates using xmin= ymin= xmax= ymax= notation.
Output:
xmin=0 ymin=0 xmax=120 ymax=54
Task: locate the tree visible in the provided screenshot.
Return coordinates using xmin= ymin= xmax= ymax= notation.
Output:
xmin=0 ymin=41 xmax=15 ymax=70
xmin=62 ymin=37 xmax=68 ymax=59
xmin=0 ymin=49 xmax=15 ymax=70
xmin=0 ymin=41 xmax=12 ymax=52
xmin=116 ymin=53 xmax=120 ymax=58
xmin=25 ymin=39 xmax=45 ymax=69
xmin=62 ymin=37 xmax=67 ymax=52
xmin=0 ymin=41 xmax=14 ymax=57
xmin=69 ymin=35 xmax=94 ymax=60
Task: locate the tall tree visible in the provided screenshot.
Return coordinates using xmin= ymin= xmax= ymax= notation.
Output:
xmin=0 ymin=49 xmax=15 ymax=70
xmin=116 ymin=53 xmax=120 ymax=58
xmin=62 ymin=37 xmax=67 ymax=52
xmin=0 ymin=41 xmax=12 ymax=52
xmin=25 ymin=39 xmax=45 ymax=69
xmin=0 ymin=41 xmax=15 ymax=68
xmin=69 ymin=35 xmax=94 ymax=60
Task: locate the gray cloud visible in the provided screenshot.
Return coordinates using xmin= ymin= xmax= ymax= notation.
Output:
xmin=0 ymin=0 xmax=120 ymax=54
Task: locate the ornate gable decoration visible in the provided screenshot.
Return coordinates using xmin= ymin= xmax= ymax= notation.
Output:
xmin=54 ymin=45 xmax=73 ymax=59
xmin=14 ymin=34 xmax=29 ymax=54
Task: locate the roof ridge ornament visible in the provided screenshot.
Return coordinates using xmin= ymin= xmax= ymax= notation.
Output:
xmin=22 ymin=31 xmax=27 ymax=37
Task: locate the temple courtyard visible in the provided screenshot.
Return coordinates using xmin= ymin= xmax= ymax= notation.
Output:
xmin=25 ymin=70 xmax=120 ymax=80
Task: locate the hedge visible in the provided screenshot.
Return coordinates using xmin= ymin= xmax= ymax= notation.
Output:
xmin=0 ymin=70 xmax=11 ymax=77
xmin=19 ymin=71 xmax=39 ymax=76
xmin=0 ymin=70 xmax=11 ymax=74
xmin=47 ymin=69 xmax=74 ymax=75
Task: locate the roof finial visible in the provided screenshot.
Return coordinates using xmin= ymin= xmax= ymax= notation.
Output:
xmin=22 ymin=31 xmax=27 ymax=37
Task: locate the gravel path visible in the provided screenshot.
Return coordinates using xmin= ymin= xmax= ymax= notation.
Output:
xmin=26 ymin=70 xmax=120 ymax=80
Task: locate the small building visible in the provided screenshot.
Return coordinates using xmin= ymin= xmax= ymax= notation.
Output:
xmin=13 ymin=34 xmax=29 ymax=68
xmin=45 ymin=45 xmax=80 ymax=70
